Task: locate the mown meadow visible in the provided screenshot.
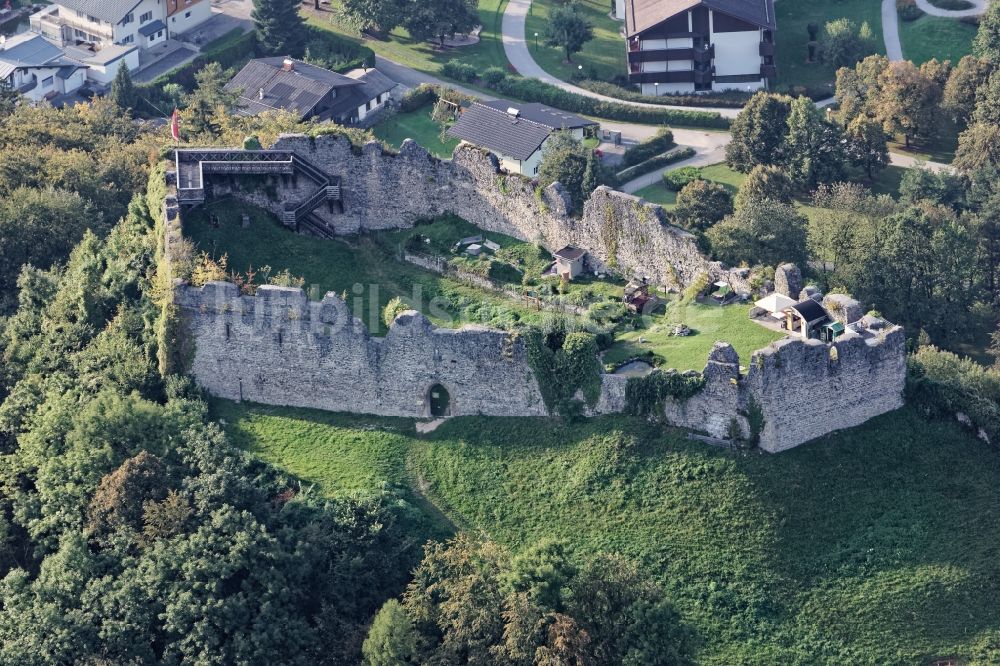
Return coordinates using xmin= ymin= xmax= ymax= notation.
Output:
xmin=214 ymin=398 xmax=1000 ymax=665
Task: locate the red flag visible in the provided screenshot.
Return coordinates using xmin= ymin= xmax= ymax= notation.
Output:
xmin=170 ymin=108 xmax=180 ymax=142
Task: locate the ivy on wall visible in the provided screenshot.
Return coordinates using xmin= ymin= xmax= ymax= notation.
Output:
xmin=624 ymin=370 xmax=706 ymax=418
xmin=524 ymin=330 xmax=603 ymax=415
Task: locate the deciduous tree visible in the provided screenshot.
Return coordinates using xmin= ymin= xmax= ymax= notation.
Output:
xmin=974 ymin=0 xmax=1000 ymax=64
xmin=545 ymin=3 xmax=594 ymax=62
xmin=673 ymin=180 xmax=733 ymax=232
xmin=845 ymin=113 xmax=889 ymax=179
xmin=706 ymin=198 xmax=808 ymax=267
xmin=724 ymin=92 xmax=793 ymax=173
xmin=942 ymin=55 xmax=994 ymax=126
xmin=784 ymin=95 xmax=847 ymax=188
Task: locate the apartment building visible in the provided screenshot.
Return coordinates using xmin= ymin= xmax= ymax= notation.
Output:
xmin=623 ymin=0 xmax=776 ymax=95
xmin=30 ymin=0 xmax=210 ymax=52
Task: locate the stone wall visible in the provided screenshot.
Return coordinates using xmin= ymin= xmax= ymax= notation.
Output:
xmin=210 ymin=134 xmax=734 ymax=289
xmin=176 ymin=281 xmax=547 ymax=418
xmin=166 ymin=138 xmax=909 ymax=453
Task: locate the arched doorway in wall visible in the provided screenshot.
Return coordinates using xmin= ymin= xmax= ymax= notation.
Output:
xmin=427 ymin=384 xmax=451 ymax=417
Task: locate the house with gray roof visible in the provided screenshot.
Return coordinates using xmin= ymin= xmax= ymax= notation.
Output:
xmin=225 ymin=57 xmax=398 ymax=126
xmin=0 ymin=32 xmax=88 ymax=102
xmin=446 ymin=101 xmax=597 ymax=176
xmin=622 ymin=0 xmax=776 ymax=95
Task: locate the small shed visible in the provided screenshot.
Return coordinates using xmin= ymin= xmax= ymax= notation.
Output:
xmin=553 ymin=246 xmax=586 ymax=280
xmin=624 ymin=280 xmax=652 ymax=313
xmin=466 ymin=244 xmax=483 ymax=256
xmin=482 ymin=239 xmax=501 ymax=252
xmin=820 ymin=320 xmax=845 ymax=342
xmin=783 ymin=299 xmax=829 ymax=338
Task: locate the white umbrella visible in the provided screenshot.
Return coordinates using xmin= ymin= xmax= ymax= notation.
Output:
xmin=754 ymin=293 xmax=795 ymax=313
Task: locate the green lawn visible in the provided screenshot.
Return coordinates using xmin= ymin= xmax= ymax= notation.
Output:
xmin=215 ymin=398 xmax=1000 ymax=664
xmin=634 ymin=163 xmax=745 ymax=210
xmin=304 ymin=0 xmax=509 ymax=82
xmin=183 ymin=201 xmax=596 ymax=334
xmin=372 ymin=104 xmax=459 ymax=158
xmin=605 ymin=301 xmax=785 ymax=370
xmin=774 ymin=0 xmax=884 ymax=97
xmin=524 ymin=0 xmax=625 ymax=82
xmin=899 ymin=14 xmax=977 ymax=65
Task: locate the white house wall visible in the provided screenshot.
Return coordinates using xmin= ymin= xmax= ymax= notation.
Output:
xmin=168 ymin=0 xmax=213 ymax=35
xmin=112 ymin=0 xmax=161 ymax=46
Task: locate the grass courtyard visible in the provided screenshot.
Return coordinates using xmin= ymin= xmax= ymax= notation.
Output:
xmin=371 ymin=103 xmax=459 ymax=158
xmin=524 ymin=0 xmax=625 ymax=82
xmin=183 ymin=201 xmax=626 ymax=334
xmin=603 ymin=301 xmax=786 ymax=371
xmin=213 ymin=397 xmax=1000 ymax=665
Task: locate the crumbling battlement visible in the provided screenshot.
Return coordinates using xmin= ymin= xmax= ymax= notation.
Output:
xmin=176 ymin=281 xmax=548 ymax=418
xmin=175 ymin=281 xmax=906 ymax=452
xmin=194 ymin=134 xmax=736 ymax=289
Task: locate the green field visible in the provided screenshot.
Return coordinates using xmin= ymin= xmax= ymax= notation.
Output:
xmin=899 ymin=14 xmax=977 ymax=65
xmin=524 ymin=0 xmax=625 ymax=82
xmin=215 ymin=399 xmax=1000 ymax=664
xmin=305 ymin=0 xmax=509 ymax=82
xmin=372 ymin=104 xmax=459 ymax=158
xmin=604 ymin=302 xmax=785 ymax=370
xmin=774 ymin=0 xmax=884 ymax=97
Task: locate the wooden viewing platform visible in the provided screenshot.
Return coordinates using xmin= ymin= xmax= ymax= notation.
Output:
xmin=174 ymin=149 xmax=342 ymax=237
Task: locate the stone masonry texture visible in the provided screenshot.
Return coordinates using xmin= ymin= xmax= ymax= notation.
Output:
xmin=167 ymin=139 xmax=909 ymax=452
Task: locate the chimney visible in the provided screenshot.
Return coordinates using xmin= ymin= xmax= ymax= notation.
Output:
xmin=258 ymin=87 xmax=265 ymax=100
xmin=282 ymin=58 xmax=294 ymax=72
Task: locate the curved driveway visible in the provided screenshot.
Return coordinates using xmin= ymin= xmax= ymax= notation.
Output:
xmin=883 ymin=0 xmax=988 ymax=62
xmin=500 ymin=0 xmax=742 ymax=118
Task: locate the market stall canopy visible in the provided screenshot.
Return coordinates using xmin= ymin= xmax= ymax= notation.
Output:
xmin=755 ymin=293 xmax=795 ymax=313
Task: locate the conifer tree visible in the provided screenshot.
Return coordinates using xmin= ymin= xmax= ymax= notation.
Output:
xmin=252 ymin=0 xmax=305 ymax=56
xmin=109 ymin=63 xmax=137 ymax=114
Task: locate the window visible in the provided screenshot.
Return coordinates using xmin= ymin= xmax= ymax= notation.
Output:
xmin=41 ymin=76 xmax=53 ymax=87
xmin=185 ymin=10 xmax=191 ymax=17
xmin=140 ymin=11 xmax=152 ymax=22
xmin=121 ymin=34 xmax=134 ymax=44
xmin=533 ymin=163 xmax=539 ymax=175
xmin=121 ymin=12 xmax=134 ymax=25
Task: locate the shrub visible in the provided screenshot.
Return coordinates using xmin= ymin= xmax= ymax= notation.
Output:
xmin=483 ymin=75 xmax=730 ymax=129
xmin=399 ymin=84 xmax=439 ymax=112
xmin=662 ymin=166 xmax=703 ymax=191
xmin=615 ymin=146 xmax=694 ymax=183
xmin=383 ymin=297 xmax=410 ymax=328
xmin=576 ymin=80 xmax=749 ymax=108
xmin=906 ymin=346 xmax=1000 ymax=445
xmin=481 ymin=67 xmax=507 ymax=87
xmin=441 ymin=61 xmax=478 ymax=83
xmin=624 ymin=369 xmax=706 ymax=417
xmin=897 ymin=0 xmax=924 ymax=21
xmin=620 ymin=128 xmax=675 ymax=168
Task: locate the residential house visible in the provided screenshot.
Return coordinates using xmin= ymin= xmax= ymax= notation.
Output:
xmin=446 ymin=100 xmax=598 ymax=176
xmin=30 ymin=0 xmax=210 ymax=51
xmin=0 ymin=32 xmax=88 ymax=102
xmin=225 ymin=57 xmax=397 ymax=126
xmin=623 ymin=0 xmax=776 ymax=95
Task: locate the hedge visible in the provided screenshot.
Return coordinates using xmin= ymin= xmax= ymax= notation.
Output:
xmin=663 ymin=166 xmax=704 ymax=191
xmin=620 ymin=128 xmax=674 ymax=169
xmin=578 ymin=80 xmax=750 ymax=109
xmin=484 ymin=74 xmax=730 ymax=129
xmin=400 ymin=84 xmax=440 ymax=112
xmin=615 ymin=146 xmax=695 ymax=183
xmin=441 ymin=61 xmax=478 ymax=83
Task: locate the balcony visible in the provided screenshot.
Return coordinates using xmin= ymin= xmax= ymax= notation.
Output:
xmin=694 ymin=69 xmax=713 ymax=85
xmin=693 ymin=45 xmax=714 ymax=63
xmin=759 ymin=41 xmax=775 ymax=57
xmin=627 ymin=70 xmax=697 ymax=85
xmin=627 ymin=47 xmax=696 ymax=64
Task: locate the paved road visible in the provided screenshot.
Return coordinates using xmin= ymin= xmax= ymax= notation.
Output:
xmin=501 ymin=0 xmax=742 ymax=118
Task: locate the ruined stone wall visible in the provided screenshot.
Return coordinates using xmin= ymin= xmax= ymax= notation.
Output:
xmin=236 ymin=134 xmax=730 ymax=288
xmin=176 ymin=281 xmax=547 ymax=418
xmin=743 ymin=326 xmax=908 ymax=453
xmin=176 ymin=279 xmax=906 ymax=450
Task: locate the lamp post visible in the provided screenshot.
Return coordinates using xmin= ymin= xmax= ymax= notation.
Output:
xmin=534 ymin=32 xmax=538 ymax=49
xmin=654 ymin=81 xmax=658 ymax=96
